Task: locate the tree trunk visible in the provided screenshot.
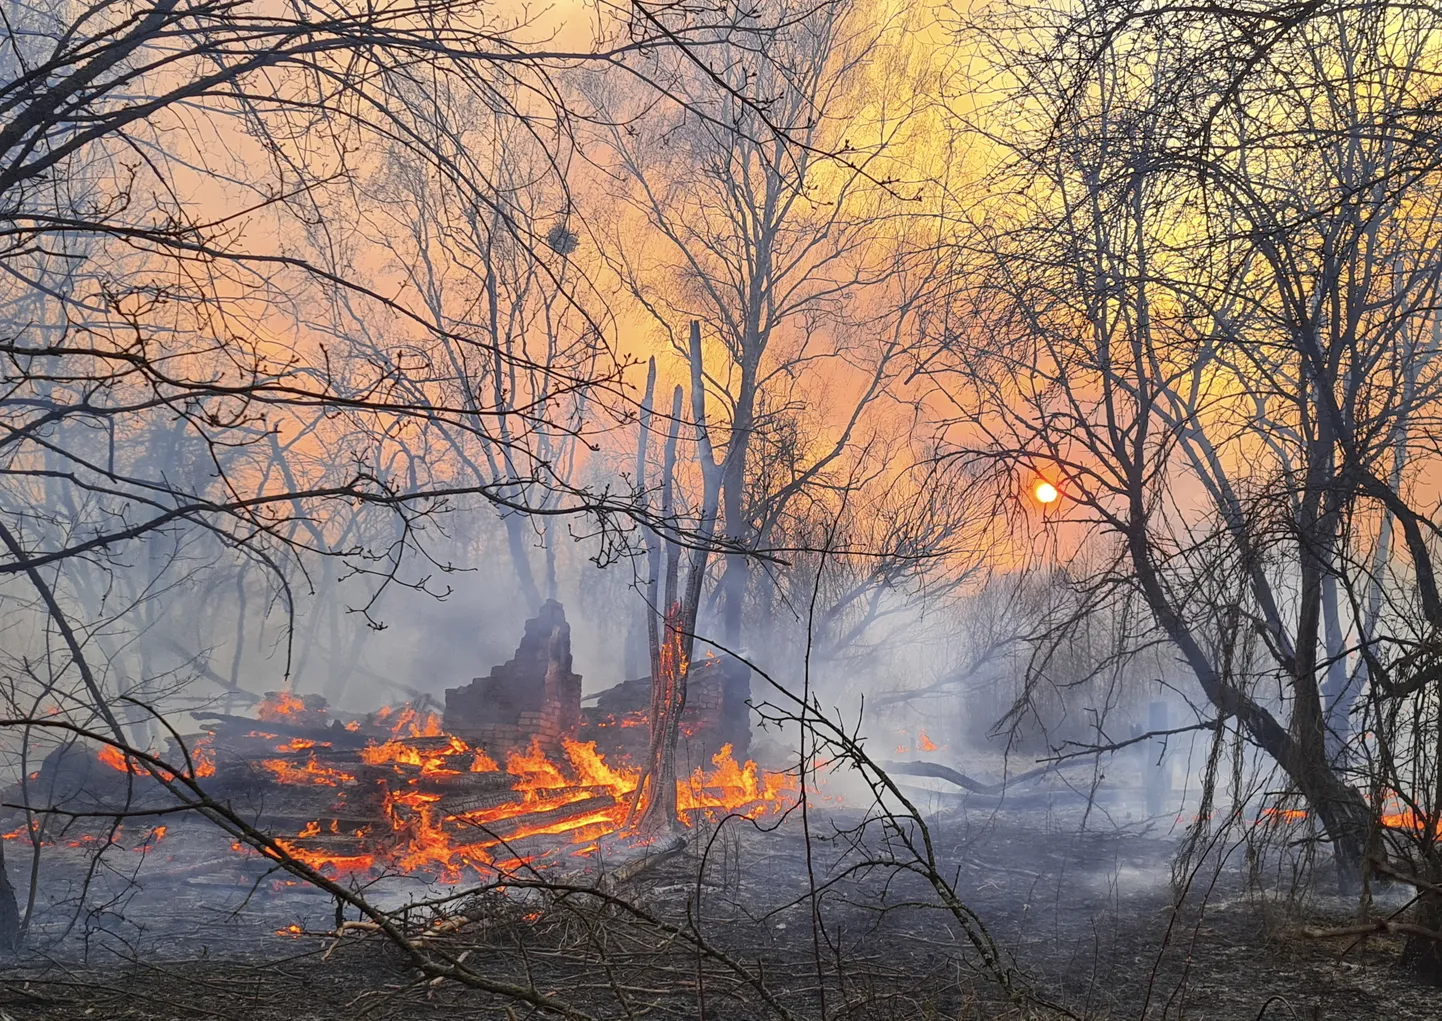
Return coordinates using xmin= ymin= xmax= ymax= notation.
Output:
xmin=630 ymin=604 xmax=688 ymax=834
xmin=628 ymin=324 xmax=719 ymax=837
xmin=1127 ymin=523 xmax=1372 ymax=877
xmin=1403 ymin=893 xmax=1442 ymax=983
xmin=1403 ymin=846 xmax=1442 ymax=984
xmin=0 ymin=852 xmax=20 ymax=956
xmin=719 ymin=372 xmax=755 ymax=650
xmin=502 ymin=513 xmax=543 ymax=615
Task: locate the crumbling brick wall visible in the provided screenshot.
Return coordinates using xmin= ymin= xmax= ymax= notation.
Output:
xmin=443 ymin=599 xmax=582 ymax=757
xmin=581 ymin=653 xmax=752 ymax=769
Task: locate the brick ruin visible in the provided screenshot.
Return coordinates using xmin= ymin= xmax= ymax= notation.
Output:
xmin=443 ymin=599 xmax=583 ymax=756
xmin=579 ymin=654 xmax=753 ymax=770
xmin=443 ymin=600 xmax=751 ymax=767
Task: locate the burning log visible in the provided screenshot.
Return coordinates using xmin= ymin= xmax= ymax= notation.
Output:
xmin=630 ymin=604 xmax=688 ymax=833
xmin=469 ymin=794 xmax=619 ymax=843
xmin=435 ymin=789 xmax=529 ymax=818
xmin=190 ymin=711 xmax=367 ymax=746
xmin=10 ymin=605 xmax=792 ymax=890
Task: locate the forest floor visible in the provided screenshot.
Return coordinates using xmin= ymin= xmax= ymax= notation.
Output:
xmin=0 ymin=805 xmax=1432 ymax=1020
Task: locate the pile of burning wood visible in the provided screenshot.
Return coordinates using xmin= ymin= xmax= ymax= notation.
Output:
xmin=11 ymin=602 xmax=792 ymax=885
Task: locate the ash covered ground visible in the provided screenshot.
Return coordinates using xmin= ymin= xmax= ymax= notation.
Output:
xmin=0 ymin=802 xmax=1430 ymax=1021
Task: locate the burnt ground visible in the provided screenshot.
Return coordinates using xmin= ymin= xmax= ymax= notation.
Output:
xmin=0 ymin=807 xmax=1433 ymax=1021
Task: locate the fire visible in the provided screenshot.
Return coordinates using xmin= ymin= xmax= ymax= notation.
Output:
xmin=1379 ymin=806 xmax=1442 ymax=836
xmin=2 ymin=821 xmax=37 ymax=841
xmin=362 ymin=734 xmax=482 ymax=775
xmin=257 ymin=691 xmax=306 ymax=721
xmin=190 ymin=736 xmax=218 ymax=777
xmin=562 ymin=738 xmax=639 ymax=796
xmin=375 ymin=704 xmax=444 ymax=737
xmin=270 ymin=837 xmax=375 ymax=875
xmin=1256 ymin=795 xmax=1442 ymax=836
xmin=227 ymin=703 xmax=795 ymax=883
xmin=680 ymin=745 xmax=796 ymax=821
xmin=508 ymin=738 xmax=572 ymax=791
xmin=1259 ymin=807 xmax=1308 ymax=823
xmin=97 ymin=745 xmax=139 ymax=773
xmin=260 ymin=755 xmax=354 ymax=786
xmin=351 ymin=737 xmax=790 ymax=882
xmin=275 ymin=738 xmax=330 ymax=752
xmin=133 ymin=825 xmax=167 ymax=850
xmin=918 ymin=731 xmax=938 ymax=753
xmin=97 ymin=738 xmax=214 ymax=779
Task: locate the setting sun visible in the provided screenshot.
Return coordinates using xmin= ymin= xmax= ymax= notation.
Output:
xmin=1033 ymin=480 xmax=1059 ymax=504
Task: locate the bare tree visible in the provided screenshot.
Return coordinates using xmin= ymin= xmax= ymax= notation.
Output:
xmin=590 ymin=0 xmax=937 ymax=657
xmin=0 ymin=0 xmax=829 ymax=949
xmin=935 ymin=0 xmax=1442 ymax=906
xmin=627 ymin=323 xmax=723 ymax=834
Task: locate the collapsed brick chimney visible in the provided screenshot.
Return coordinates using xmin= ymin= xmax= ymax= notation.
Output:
xmin=443 ymin=599 xmax=581 ymax=756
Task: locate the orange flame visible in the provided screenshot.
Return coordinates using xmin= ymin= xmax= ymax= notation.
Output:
xmin=97 ymin=745 xmax=139 ymax=773
xmin=270 ymin=839 xmax=375 ymax=875
xmin=362 ymin=734 xmax=480 ymax=775
xmin=260 ymin=755 xmax=354 ymax=786
xmin=1259 ymin=807 xmax=1308 ymax=823
xmin=680 ymin=745 xmax=797 ymax=821
xmin=276 ymin=738 xmax=329 ymax=753
xmin=97 ymin=738 xmax=214 ymax=779
xmin=257 ymin=691 xmax=306 ymax=721
xmin=918 ymin=731 xmax=938 ymax=753
xmin=241 ymin=715 xmax=793 ymax=881
xmin=382 ymin=706 xmax=444 ymax=737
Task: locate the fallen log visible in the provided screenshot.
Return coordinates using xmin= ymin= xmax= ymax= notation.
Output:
xmin=881 ymin=758 xmax=1080 ymax=795
xmin=437 ymin=784 xmax=615 ymax=819
xmin=459 ymin=794 xmax=618 ymax=845
xmin=192 ymin=712 xmax=368 ymax=747
xmin=603 ymin=833 xmax=688 ymax=887
xmin=423 ymin=770 xmax=518 ymax=796
xmin=437 ymin=789 xmax=526 ymax=818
